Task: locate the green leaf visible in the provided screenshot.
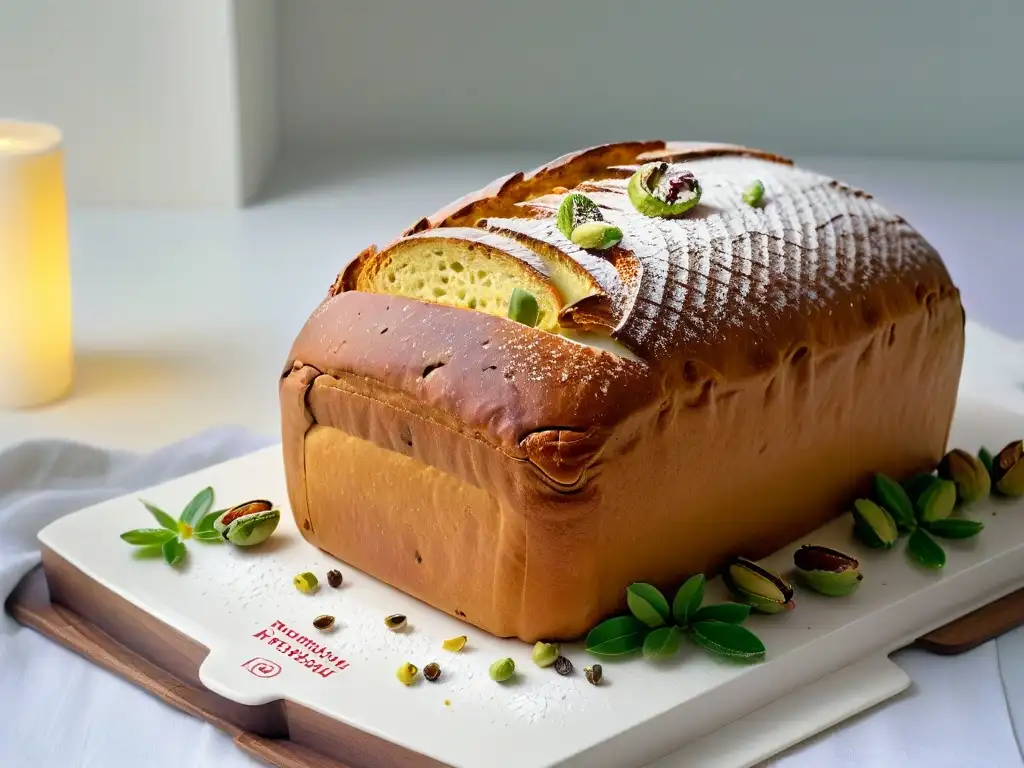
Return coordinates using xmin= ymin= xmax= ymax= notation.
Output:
xmin=692 ymin=602 xmax=751 ymax=625
xmin=979 ymin=447 xmax=994 ymax=474
xmin=141 ymin=501 xmax=178 ymax=532
xmin=643 ymin=626 xmax=682 ymax=658
xmin=925 ymin=518 xmax=984 ymax=539
xmin=120 ymin=528 xmax=177 ymax=546
xmin=585 ymin=615 xmax=647 ymax=657
xmin=690 ymin=621 xmax=766 ymax=662
xmin=179 ymin=487 xmax=214 ymax=527
xmin=193 ymin=530 xmax=224 ymax=543
xmin=874 ymin=473 xmax=917 ymax=532
xmin=131 ymin=544 xmax=166 ymax=560
xmin=195 ymin=508 xmax=225 ymax=534
xmin=162 ymin=537 xmax=186 ymax=567
xmin=907 ymin=528 xmax=946 ymax=569
xmin=671 ymin=574 xmax=705 ymax=625
xmin=626 ymin=583 xmax=671 ymax=628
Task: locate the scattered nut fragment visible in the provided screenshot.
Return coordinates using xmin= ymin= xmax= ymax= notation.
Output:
xmin=396 ymin=662 xmax=418 ymax=686
xmin=489 ymin=657 xmax=515 ymax=683
xmin=293 ymin=572 xmax=319 ymax=594
xmin=424 ymin=662 xmax=442 ymax=682
xmin=384 ymin=614 xmax=407 ymax=632
xmin=584 ymin=664 xmax=603 ymax=685
xmin=553 ymin=656 xmax=573 ymax=676
xmin=442 ymin=635 xmax=467 ymax=652
xmin=743 ymin=179 xmax=765 ymax=207
xmin=326 ymin=569 xmax=343 ymax=588
xmin=312 ymin=614 xmax=335 ymax=631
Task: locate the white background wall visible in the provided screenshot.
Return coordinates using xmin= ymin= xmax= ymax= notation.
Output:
xmin=0 ymin=1 xmax=1020 ymax=205
xmin=280 ymin=0 xmax=1023 ymax=160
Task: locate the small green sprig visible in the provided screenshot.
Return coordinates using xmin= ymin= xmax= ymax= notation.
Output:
xmin=120 ymin=487 xmax=223 ymax=567
xmin=585 ymin=575 xmax=765 ymax=663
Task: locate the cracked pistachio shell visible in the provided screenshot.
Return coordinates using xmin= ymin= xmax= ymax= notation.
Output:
xmin=531 ymin=641 xmax=559 ymax=668
xmin=723 ymin=557 xmax=795 ymax=614
xmin=793 ymin=545 xmax=863 ymax=597
xmin=214 ymin=500 xmax=274 ymax=536
xmin=570 ymin=220 xmax=623 ymax=251
xmin=992 ymin=440 xmax=1024 ymax=497
xmin=938 ymin=449 xmax=991 ymax=504
xmin=852 ymin=499 xmax=898 ymax=549
xmin=223 ymin=508 xmax=280 ymax=546
xmin=917 ymin=479 xmax=957 ymax=523
xmin=442 ymin=635 xmax=467 ymax=652
xmin=627 ymin=162 xmax=702 ymax=218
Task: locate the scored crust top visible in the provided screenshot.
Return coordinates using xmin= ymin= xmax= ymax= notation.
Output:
xmin=331 ymin=140 xmax=956 ymax=365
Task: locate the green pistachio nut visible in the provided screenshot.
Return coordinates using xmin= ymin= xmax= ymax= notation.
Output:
xmin=531 ymin=641 xmax=559 ymax=668
xmin=723 ymin=557 xmax=795 ymax=614
xmin=507 ymin=287 xmax=540 ymax=328
xmin=916 ymin=478 xmax=957 ymax=523
xmin=852 ymin=499 xmax=899 ymax=549
xmin=556 ymin=192 xmax=603 ymax=240
xmin=570 ymin=220 xmax=623 ymax=251
xmin=215 ymin=500 xmax=280 ymax=546
xmin=992 ymin=440 xmax=1024 ymax=497
xmin=792 ymin=545 xmax=863 ymax=597
xmin=627 ymin=162 xmax=702 ymax=218
xmin=742 ymin=179 xmax=765 ymax=207
xmin=489 ymin=657 xmax=515 ymax=682
xmin=938 ymin=448 xmax=991 ymax=504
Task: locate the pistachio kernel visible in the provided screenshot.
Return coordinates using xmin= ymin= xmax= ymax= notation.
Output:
xmin=917 ymin=479 xmax=957 ymax=523
xmin=293 ymin=571 xmax=319 ymax=594
xmin=553 ymin=656 xmax=573 ymax=676
xmin=938 ymin=448 xmax=991 ymax=504
xmin=214 ymin=499 xmax=273 ymax=534
xmin=396 ymin=662 xmax=418 ymax=686
xmin=507 ymin=287 xmax=540 ymax=328
xmin=584 ymin=664 xmax=603 ymax=685
xmin=569 ymin=220 xmax=623 ymax=251
xmin=852 ymin=498 xmax=899 ymax=549
xmin=743 ymin=179 xmax=765 ymax=207
xmin=442 ymin=635 xmax=468 ymax=652
xmin=384 ymin=614 xmax=407 ymax=632
xmin=556 ymin=192 xmax=603 ymax=240
xmin=489 ymin=657 xmax=515 ymax=683
xmin=424 ymin=662 xmax=442 ymax=682
xmin=312 ymin=614 xmax=336 ymax=631
xmin=531 ymin=641 xmax=559 ymax=668
xmin=992 ymin=440 xmax=1024 ymax=497
xmin=793 ymin=545 xmax=864 ymax=597
xmin=627 ymin=162 xmax=702 ymax=218
xmin=723 ymin=557 xmax=795 ymax=614
xmin=326 ymin=569 xmax=343 ymax=588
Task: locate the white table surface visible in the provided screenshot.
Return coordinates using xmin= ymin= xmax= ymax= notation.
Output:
xmin=0 ymin=151 xmax=1022 ymax=451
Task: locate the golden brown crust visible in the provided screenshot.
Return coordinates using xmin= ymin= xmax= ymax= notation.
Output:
xmin=282 ymin=140 xmax=967 ymax=641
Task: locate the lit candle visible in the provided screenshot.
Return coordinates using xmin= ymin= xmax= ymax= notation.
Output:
xmin=0 ymin=120 xmax=73 ymax=409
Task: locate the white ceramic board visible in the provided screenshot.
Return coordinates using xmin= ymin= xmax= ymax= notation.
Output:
xmin=37 ymin=397 xmax=1024 ymax=768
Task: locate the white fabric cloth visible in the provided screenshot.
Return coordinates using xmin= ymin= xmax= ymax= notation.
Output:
xmin=2 ymin=322 xmax=1024 ymax=767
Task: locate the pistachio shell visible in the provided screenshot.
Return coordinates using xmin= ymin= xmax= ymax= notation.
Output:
xmin=627 ymin=162 xmax=702 ymax=218
xmin=224 ymin=508 xmax=280 ymax=546
xmin=214 ymin=500 xmax=274 ymax=535
xmin=938 ymin=449 xmax=991 ymax=504
xmin=792 ymin=545 xmax=864 ymax=598
xmin=384 ymin=614 xmax=407 ymax=631
xmin=442 ymin=635 xmax=467 ymax=652
xmin=917 ymin=479 xmax=957 ymax=523
xmin=569 ymin=220 xmax=623 ymax=250
xmin=723 ymin=557 xmax=795 ymax=614
xmin=992 ymin=440 xmax=1024 ymax=497
xmin=852 ymin=499 xmax=898 ymax=549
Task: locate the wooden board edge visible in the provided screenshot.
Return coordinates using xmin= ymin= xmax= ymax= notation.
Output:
xmin=914 ymin=587 xmax=1024 ymax=655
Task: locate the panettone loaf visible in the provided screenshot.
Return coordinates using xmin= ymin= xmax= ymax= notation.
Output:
xmin=281 ymin=141 xmax=964 ymax=642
